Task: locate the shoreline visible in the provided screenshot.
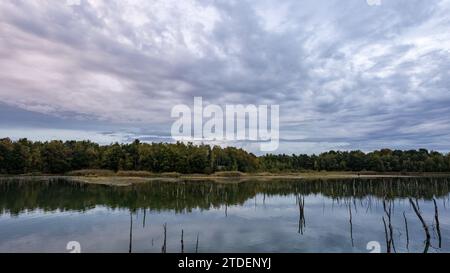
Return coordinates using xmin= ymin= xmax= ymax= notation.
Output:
xmin=2 ymin=172 xmax=450 ymax=187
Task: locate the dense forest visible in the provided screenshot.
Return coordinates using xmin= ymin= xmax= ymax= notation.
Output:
xmin=1 ymin=138 xmax=450 ymax=174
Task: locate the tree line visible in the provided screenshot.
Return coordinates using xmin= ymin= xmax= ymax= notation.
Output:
xmin=1 ymin=138 xmax=450 ymax=174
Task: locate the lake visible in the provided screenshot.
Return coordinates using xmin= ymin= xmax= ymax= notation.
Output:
xmin=0 ymin=177 xmax=449 ymax=253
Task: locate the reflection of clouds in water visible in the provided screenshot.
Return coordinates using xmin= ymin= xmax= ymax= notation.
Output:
xmin=0 ymin=193 xmax=449 ymax=252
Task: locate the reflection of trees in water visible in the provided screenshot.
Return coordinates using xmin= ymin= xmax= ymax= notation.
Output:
xmin=0 ymin=177 xmax=450 ymax=215
xmin=0 ymin=177 xmax=449 ymax=253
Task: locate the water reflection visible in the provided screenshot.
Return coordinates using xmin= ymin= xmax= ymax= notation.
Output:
xmin=0 ymin=177 xmax=449 ymax=253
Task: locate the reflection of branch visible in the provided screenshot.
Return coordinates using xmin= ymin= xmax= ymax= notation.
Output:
xmin=161 ymin=223 xmax=167 ymax=253
xmin=129 ymin=211 xmax=133 ymax=253
xmin=366 ymin=196 xmax=372 ymax=213
xmin=297 ymin=195 xmax=306 ymax=235
xmin=383 ymin=199 xmax=396 ymax=253
xmin=433 ymin=198 xmax=442 ymax=248
xmin=349 ymin=202 xmax=354 ymax=247
xmin=403 ymin=211 xmax=409 ymax=251
xmin=382 ymin=216 xmax=391 ymax=253
xmin=143 ymin=208 xmax=146 ymax=228
xmin=195 ymin=232 xmax=200 ymax=253
xmin=225 ymin=192 xmax=228 ymax=217
xmin=409 ymin=198 xmax=431 ymax=253
xmin=181 ymin=229 xmax=184 ymax=253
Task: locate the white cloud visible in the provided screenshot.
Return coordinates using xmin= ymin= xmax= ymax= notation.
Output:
xmin=0 ymin=0 xmax=450 ymax=154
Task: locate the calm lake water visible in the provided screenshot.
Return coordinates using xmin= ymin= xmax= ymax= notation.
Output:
xmin=0 ymin=177 xmax=449 ymax=253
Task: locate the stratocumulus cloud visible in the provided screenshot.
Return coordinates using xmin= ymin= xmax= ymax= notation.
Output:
xmin=0 ymin=0 xmax=449 ymax=154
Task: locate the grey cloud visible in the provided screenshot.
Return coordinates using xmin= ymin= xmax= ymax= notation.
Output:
xmin=0 ymin=0 xmax=449 ymax=154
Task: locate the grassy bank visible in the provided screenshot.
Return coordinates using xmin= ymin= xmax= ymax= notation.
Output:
xmin=2 ymin=170 xmax=450 ymax=187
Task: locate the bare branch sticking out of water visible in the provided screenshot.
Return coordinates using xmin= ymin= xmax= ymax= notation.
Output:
xmin=297 ymin=195 xmax=306 ymax=235
xmin=162 ymin=223 xmax=167 ymax=253
xmin=181 ymin=229 xmax=184 ymax=253
xmin=129 ymin=211 xmax=133 ymax=253
xmin=433 ymin=198 xmax=442 ymax=248
xmin=382 ymin=216 xmax=390 ymax=253
xmin=403 ymin=211 xmax=409 ymax=251
xmin=225 ymin=192 xmax=228 ymax=217
xmin=382 ymin=199 xmax=396 ymax=253
xmin=195 ymin=232 xmax=200 ymax=253
xmin=409 ymin=198 xmax=431 ymax=253
xmin=349 ymin=202 xmax=354 ymax=247
xmin=143 ymin=208 xmax=146 ymax=228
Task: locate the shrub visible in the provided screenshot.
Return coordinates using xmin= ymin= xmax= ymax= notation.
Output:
xmin=160 ymin=172 xmax=181 ymax=178
xmin=116 ymin=171 xmax=155 ymax=177
xmin=213 ymin=171 xmax=245 ymax=177
xmin=66 ymin=169 xmax=115 ymax=177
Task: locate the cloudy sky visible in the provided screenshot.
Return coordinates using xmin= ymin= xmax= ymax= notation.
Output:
xmin=0 ymin=0 xmax=449 ymax=155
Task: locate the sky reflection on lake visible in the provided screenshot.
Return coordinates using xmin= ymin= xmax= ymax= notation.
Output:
xmin=0 ymin=177 xmax=449 ymax=253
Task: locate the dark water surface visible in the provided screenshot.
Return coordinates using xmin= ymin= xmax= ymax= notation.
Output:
xmin=0 ymin=177 xmax=449 ymax=253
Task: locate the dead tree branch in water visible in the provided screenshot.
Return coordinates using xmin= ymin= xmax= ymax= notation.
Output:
xmin=382 ymin=199 xmax=396 ymax=253
xmin=409 ymin=198 xmax=431 ymax=253
xmin=143 ymin=208 xmax=146 ymax=228
xmin=297 ymin=195 xmax=306 ymax=235
xmin=403 ymin=211 xmax=409 ymax=250
xmin=181 ymin=229 xmax=184 ymax=253
xmin=382 ymin=216 xmax=391 ymax=253
xmin=129 ymin=211 xmax=133 ymax=253
xmin=161 ymin=223 xmax=167 ymax=253
xmin=348 ymin=202 xmax=354 ymax=247
xmin=433 ymin=198 xmax=442 ymax=248
xmin=225 ymin=192 xmax=228 ymax=217
xmin=195 ymin=232 xmax=199 ymax=253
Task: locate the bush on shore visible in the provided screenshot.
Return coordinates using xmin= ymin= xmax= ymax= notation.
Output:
xmin=213 ymin=171 xmax=245 ymax=177
xmin=116 ymin=171 xmax=155 ymax=177
xmin=160 ymin=172 xmax=181 ymax=178
xmin=66 ymin=169 xmax=116 ymax=177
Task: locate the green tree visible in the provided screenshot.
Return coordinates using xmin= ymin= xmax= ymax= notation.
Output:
xmin=41 ymin=141 xmax=70 ymax=174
